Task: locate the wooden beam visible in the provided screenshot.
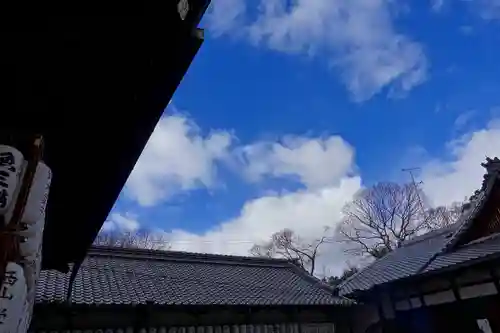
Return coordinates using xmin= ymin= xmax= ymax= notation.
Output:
xmin=374 ymin=289 xmax=388 ymax=333
xmin=387 ymin=292 xmax=397 ymax=315
xmin=415 ymin=284 xmax=426 ymax=308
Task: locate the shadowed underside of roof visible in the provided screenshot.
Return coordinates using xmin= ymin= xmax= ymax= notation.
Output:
xmin=36 ymin=247 xmax=353 ymax=307
xmin=3 ymin=4 xmax=210 ymax=272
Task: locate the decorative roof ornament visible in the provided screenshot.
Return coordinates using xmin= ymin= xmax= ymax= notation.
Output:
xmin=468 ymin=157 xmax=500 ymax=202
xmin=178 ymin=0 xmax=189 ymax=21
xmin=481 ymin=156 xmax=500 ymax=174
xmin=469 ymin=189 xmax=482 ymax=202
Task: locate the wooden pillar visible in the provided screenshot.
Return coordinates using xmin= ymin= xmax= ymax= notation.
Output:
xmin=333 ymin=308 xmax=353 ymax=333
xmin=416 ymin=287 xmax=434 ymax=331
xmin=418 ymin=292 xmax=426 ymax=308
xmin=449 ymin=277 xmax=475 ymax=333
xmin=135 ymin=303 xmax=151 ymax=333
xmin=450 ymin=278 xmax=461 ymax=302
xmin=374 ymin=289 xmax=387 ymax=333
xmin=388 ymin=292 xmax=397 ymax=316
xmin=345 ymin=307 xmax=355 ymax=333
xmin=65 ymin=306 xmax=77 ymax=332
xmin=487 ymin=267 xmax=500 ymax=333
xmin=489 ymin=267 xmax=500 ymax=294
xmin=295 ymin=308 xmax=303 ymax=333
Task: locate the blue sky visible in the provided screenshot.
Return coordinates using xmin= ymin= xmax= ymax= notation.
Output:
xmin=104 ymin=0 xmax=500 ymax=275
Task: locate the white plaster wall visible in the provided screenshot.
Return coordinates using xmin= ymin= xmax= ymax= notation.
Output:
xmin=460 ymin=282 xmax=498 ymax=299
xmin=394 ymin=299 xmax=411 ymax=311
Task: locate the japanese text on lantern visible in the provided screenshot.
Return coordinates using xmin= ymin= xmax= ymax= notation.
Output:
xmin=0 ymin=151 xmax=17 ymax=210
xmin=0 ymin=270 xmax=19 ymax=324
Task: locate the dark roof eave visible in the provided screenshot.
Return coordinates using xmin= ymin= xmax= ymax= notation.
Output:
xmin=342 ymin=251 xmax=500 ymax=299
xmin=34 ymin=302 xmax=353 ymax=313
xmin=3 ymin=5 xmax=210 ymax=272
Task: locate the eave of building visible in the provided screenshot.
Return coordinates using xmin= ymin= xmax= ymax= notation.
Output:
xmin=1 ymin=2 xmax=211 ymax=272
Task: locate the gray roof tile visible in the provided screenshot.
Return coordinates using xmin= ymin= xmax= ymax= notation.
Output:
xmin=339 ymin=159 xmax=500 ymax=297
xmin=424 ymin=233 xmax=500 ymax=273
xmin=339 ymin=224 xmax=458 ymax=296
xmin=36 ymin=247 xmax=352 ymax=307
xmin=439 ymin=183 xmax=490 ymax=253
xmin=340 ymin=221 xmax=500 ymax=296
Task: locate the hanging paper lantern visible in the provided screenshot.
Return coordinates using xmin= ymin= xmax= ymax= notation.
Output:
xmin=17 ymin=217 xmax=44 ymax=239
xmin=19 ymin=162 xmax=52 ymax=332
xmin=18 ymin=217 xmax=45 ymax=262
xmin=18 ymin=162 xmax=51 ymax=261
xmin=20 ymin=162 xmax=51 ymax=225
xmin=18 ymin=230 xmax=42 ymax=262
xmin=0 ymin=262 xmax=27 ymax=332
xmin=177 ymin=0 xmax=189 ymax=20
xmin=15 ymin=302 xmax=29 ymax=333
xmin=0 ymin=139 xmax=51 ymax=333
xmin=18 ymin=246 xmax=42 ymax=333
xmin=0 ymin=146 xmax=24 ymax=220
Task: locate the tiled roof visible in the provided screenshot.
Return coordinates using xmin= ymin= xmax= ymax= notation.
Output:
xmin=36 ymin=246 xmax=352 ymax=307
xmin=438 ymin=179 xmax=491 ymax=253
xmin=423 ymin=233 xmax=500 ymax=273
xmin=338 ymin=160 xmax=500 ymax=297
xmin=338 ymin=223 xmax=459 ymax=296
xmin=338 ymin=158 xmax=500 ymax=295
xmin=339 ymin=203 xmax=500 ymax=297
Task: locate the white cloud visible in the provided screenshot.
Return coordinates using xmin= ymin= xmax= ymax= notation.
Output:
xmin=150 ymin=177 xmax=361 ymax=277
xmin=477 ymin=0 xmax=500 ymax=20
xmin=125 ymin=114 xmax=233 ymax=206
xmin=207 ymin=0 xmax=427 ymax=101
xmin=102 ymin=212 xmax=140 ymax=232
xmin=119 ymin=111 xmax=500 ymax=277
xmin=453 ymin=109 xmax=477 ymax=132
xmin=459 ymin=25 xmax=474 ymax=36
xmin=431 ymin=0 xmax=500 ymax=20
xmin=240 ymin=136 xmax=355 ymax=188
xmin=421 ymin=118 xmax=500 ymax=206
xmin=431 ymin=0 xmax=445 ymax=12
xmin=120 ymin=113 xmax=361 ymax=276
xmin=207 ymin=0 xmax=246 ymax=37
xmin=126 ymin=113 xmax=356 ymax=205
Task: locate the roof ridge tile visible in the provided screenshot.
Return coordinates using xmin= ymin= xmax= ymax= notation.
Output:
xmin=89 ymin=246 xmax=293 ymax=267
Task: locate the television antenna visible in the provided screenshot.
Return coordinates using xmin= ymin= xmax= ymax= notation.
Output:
xmin=402 ymin=167 xmax=427 ymax=219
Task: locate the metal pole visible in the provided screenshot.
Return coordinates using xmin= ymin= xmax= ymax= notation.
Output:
xmin=402 ymin=167 xmax=429 ymax=225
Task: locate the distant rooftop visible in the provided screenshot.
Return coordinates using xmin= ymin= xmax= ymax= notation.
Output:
xmin=37 ymin=246 xmax=353 ymax=307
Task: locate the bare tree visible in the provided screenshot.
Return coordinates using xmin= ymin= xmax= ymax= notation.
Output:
xmin=250 ymin=228 xmax=331 ymax=275
xmin=337 ymin=182 xmax=462 ymax=260
xmin=94 ymin=228 xmax=171 ymax=250
xmin=323 ymin=266 xmax=359 ymax=287
xmin=426 ymin=202 xmax=464 ymax=229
